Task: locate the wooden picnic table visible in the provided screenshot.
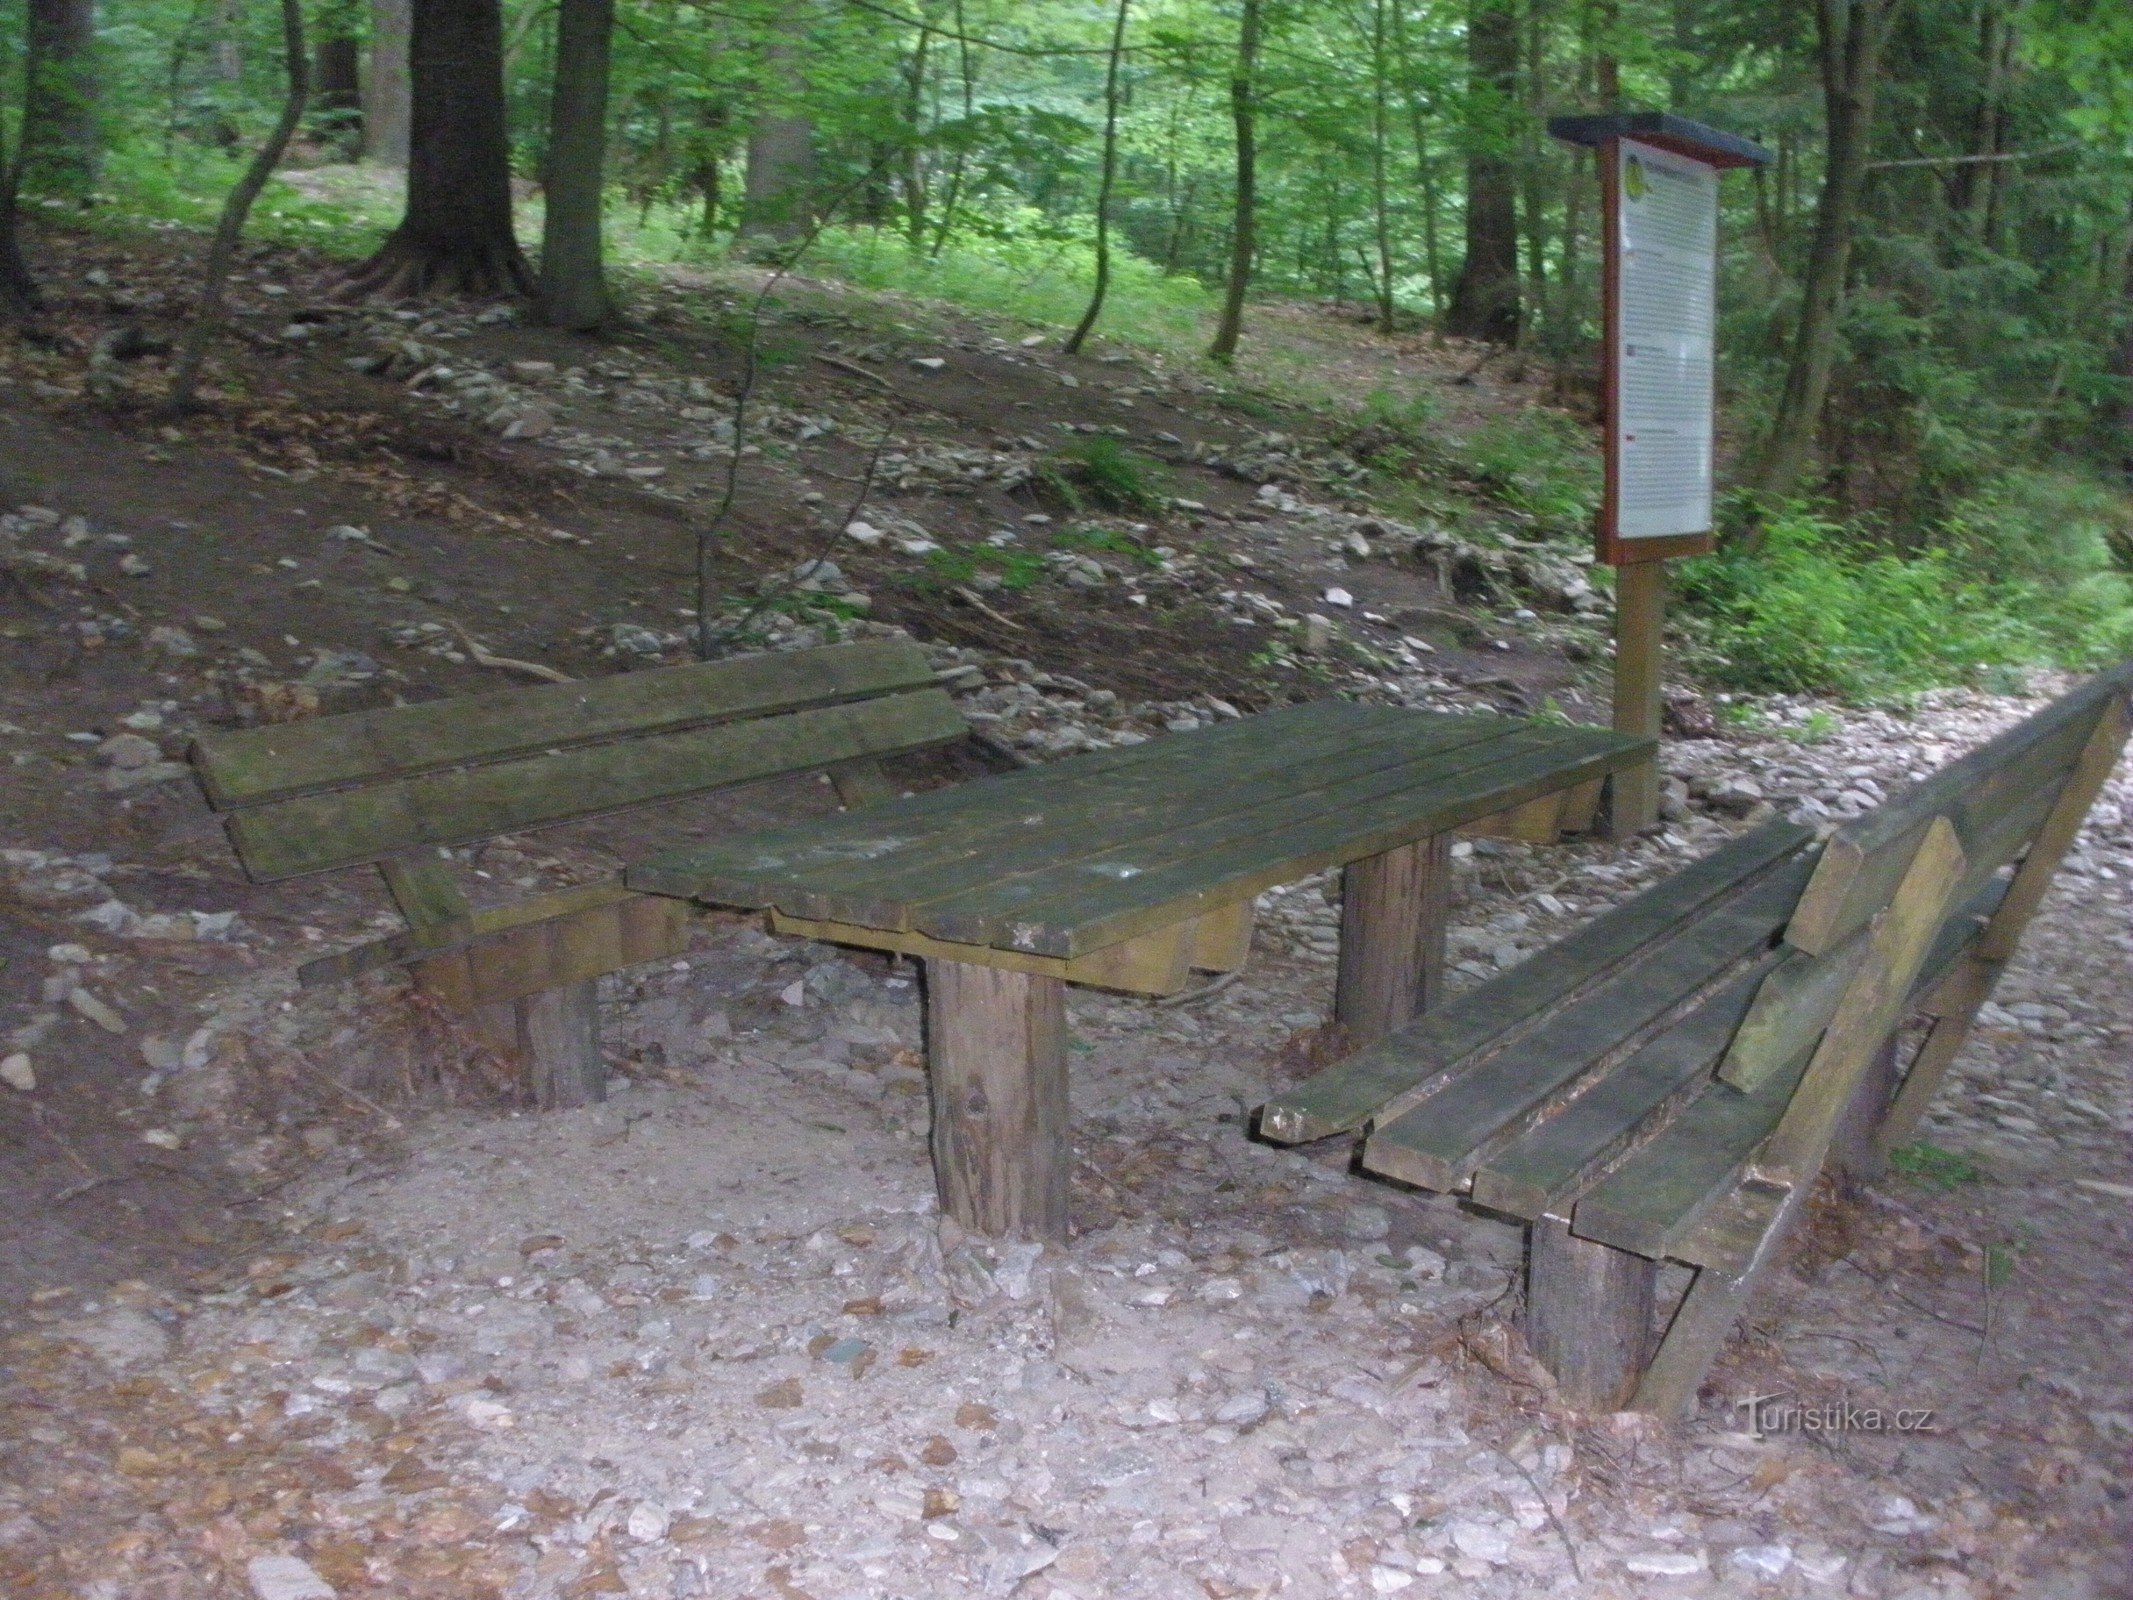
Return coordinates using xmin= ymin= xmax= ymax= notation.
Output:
xmin=628 ymin=700 xmax=1652 ymax=1240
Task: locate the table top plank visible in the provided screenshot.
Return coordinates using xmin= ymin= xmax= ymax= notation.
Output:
xmin=628 ymin=705 xmax=1652 ymax=959
xmin=787 ymin=711 xmax=1520 ymax=931
xmin=630 ymin=701 xmax=1502 ymax=917
xmin=932 ymin=727 xmax=1647 ymax=957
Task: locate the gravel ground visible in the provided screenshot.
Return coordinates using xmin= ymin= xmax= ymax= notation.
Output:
xmin=3 ymin=678 xmax=2127 ymax=1600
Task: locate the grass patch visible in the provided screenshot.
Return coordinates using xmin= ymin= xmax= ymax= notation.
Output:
xmin=1886 ymin=1141 xmax=1983 ymax=1190
xmin=1038 ymin=435 xmax=1172 ymax=514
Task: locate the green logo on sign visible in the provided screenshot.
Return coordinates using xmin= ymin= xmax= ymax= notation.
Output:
xmin=1624 ymin=154 xmax=1648 ymax=202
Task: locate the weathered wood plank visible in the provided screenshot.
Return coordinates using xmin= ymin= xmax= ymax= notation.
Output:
xmin=919 ymin=728 xmax=1650 ymax=957
xmin=1874 ymin=955 xmax=2003 ymax=1154
xmin=1569 ymin=1043 xmax=1812 ymax=1260
xmin=629 ymin=701 xmax=1473 ymax=914
xmin=521 ymin=979 xmax=605 ymax=1110
xmin=377 ymin=856 xmax=471 ymax=943
xmin=1334 ymin=834 xmax=1452 ymax=1047
xmin=233 ymin=689 xmax=969 ymax=881
xmin=1469 ymin=962 xmax=1777 ymax=1220
xmin=298 ymin=879 xmax=654 ymax=987
xmin=1629 ymin=1181 xmax=1805 ymax=1417
xmin=1974 ymin=694 xmax=2130 ymax=961
xmin=1526 ymin=1218 xmax=1657 ymax=1410
xmin=1715 ymin=929 xmax=1867 ymax=1092
xmin=1783 ymin=664 xmax=2133 ymax=953
xmin=828 ymin=757 xmax=899 ymax=809
xmin=1259 ymin=822 xmax=1813 ymax=1144
xmin=1757 ymin=816 xmax=1967 ymax=1185
xmin=1672 ymin=1176 xmax=1791 ymax=1274
xmin=410 ymin=891 xmax=686 ymax=1010
xmin=190 ymin=640 xmax=941 ymax=808
xmin=1362 ymin=857 xmax=1813 ymax=1193
xmin=766 ymin=908 xmax=1200 ymax=997
xmin=763 ymin=711 xmax=1516 ymax=932
xmin=1462 ymin=792 xmax=1568 ymax=844
xmin=927 ymin=960 xmax=1069 ymax=1241
xmin=1189 ymin=898 xmax=1255 ymax=973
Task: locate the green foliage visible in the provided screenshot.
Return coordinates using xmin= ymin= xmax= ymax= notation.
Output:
xmin=1454 ymin=413 xmax=1600 ymax=537
xmin=804 ymin=219 xmax=1214 ymax=357
xmin=1887 ymin=1142 xmax=1982 ymax=1190
xmin=1039 ymin=434 xmax=1171 ymax=514
xmin=1683 ymin=499 xmax=2133 ymax=703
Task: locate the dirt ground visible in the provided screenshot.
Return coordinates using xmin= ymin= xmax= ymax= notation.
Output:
xmin=2 ymin=219 xmax=2128 ymax=1600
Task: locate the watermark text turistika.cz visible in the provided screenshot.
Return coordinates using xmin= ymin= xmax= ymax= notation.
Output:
xmin=1736 ymin=1392 xmax=1936 ymax=1438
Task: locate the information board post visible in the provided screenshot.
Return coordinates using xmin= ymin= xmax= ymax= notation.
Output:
xmin=1548 ymin=113 xmax=1770 ymax=836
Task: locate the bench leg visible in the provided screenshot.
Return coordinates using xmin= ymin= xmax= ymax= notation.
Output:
xmin=1829 ymin=1033 xmax=1900 ymax=1183
xmin=1335 ymin=833 xmax=1451 ymax=1047
xmin=925 ymin=959 xmax=1069 ymax=1243
xmin=522 ymin=978 xmax=605 ymax=1111
xmin=1526 ymin=1218 xmax=1657 ymax=1410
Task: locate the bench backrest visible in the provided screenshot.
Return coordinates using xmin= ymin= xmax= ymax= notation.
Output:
xmin=190 ymin=640 xmax=968 ymax=881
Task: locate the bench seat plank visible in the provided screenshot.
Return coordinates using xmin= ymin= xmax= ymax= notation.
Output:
xmin=228 ymin=689 xmax=968 ymax=880
xmin=1259 ymin=822 xmax=1813 ymax=1144
xmin=1570 ymin=1043 xmax=1813 ymax=1260
xmin=1468 ymin=963 xmax=1777 ymax=1219
xmin=1362 ymin=855 xmax=1815 ymax=1192
xmin=191 ymin=640 xmax=941 ymax=808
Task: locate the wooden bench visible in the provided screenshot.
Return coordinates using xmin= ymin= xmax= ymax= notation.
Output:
xmin=187 ymin=640 xmax=969 ymax=1107
xmin=1261 ymin=661 xmax=2132 ymax=1414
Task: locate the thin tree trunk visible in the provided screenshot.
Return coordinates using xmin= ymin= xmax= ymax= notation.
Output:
xmin=23 ymin=0 xmax=99 ymax=198
xmin=1740 ymin=0 xmax=1905 ymax=519
xmin=536 ymin=0 xmax=615 ymax=330
xmin=363 ymin=0 xmax=412 ymax=164
xmin=166 ymin=0 xmax=309 ymax=411
xmin=344 ymin=0 xmax=532 ymax=298
xmin=927 ymin=0 xmax=977 ymax=257
xmin=1367 ymin=0 xmax=1397 ymax=334
xmin=899 ymin=11 xmax=933 ymax=251
xmin=1388 ymin=0 xmax=1444 ymax=317
xmin=315 ymin=5 xmax=363 ymax=154
xmin=1207 ymin=0 xmax=1262 ymax=364
xmin=1445 ymin=0 xmax=1521 ymax=342
xmin=1064 ymin=0 xmax=1131 ymax=355
xmin=0 ymin=123 xmax=39 ymax=325
xmin=741 ymin=10 xmax=817 ymax=243
xmin=212 ymin=0 xmax=243 ymax=81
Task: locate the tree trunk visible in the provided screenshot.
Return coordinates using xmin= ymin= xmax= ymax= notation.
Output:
xmin=1445 ymin=0 xmax=1521 ymax=343
xmin=315 ymin=23 xmax=363 ymax=153
xmin=345 ymin=0 xmax=530 ymax=298
xmin=1206 ymin=0 xmax=1262 ymax=364
xmin=363 ymin=0 xmax=412 ymax=164
xmin=898 ymin=13 xmax=932 ymax=251
xmin=212 ymin=0 xmax=244 ymax=81
xmin=1064 ymin=0 xmax=1130 ymax=354
xmin=740 ymin=11 xmax=817 ymax=244
xmin=1388 ymin=0 xmax=1444 ymax=317
xmin=0 ymin=142 xmax=38 ymax=324
xmin=1367 ymin=0 xmax=1396 ymax=334
xmin=1739 ymin=0 xmax=1905 ymax=519
xmin=22 ymin=0 xmax=99 ymax=199
xmin=166 ymin=0 xmax=310 ymax=411
xmin=536 ymin=0 xmax=615 ymax=330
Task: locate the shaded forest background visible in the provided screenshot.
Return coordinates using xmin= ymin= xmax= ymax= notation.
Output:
xmin=2 ymin=0 xmax=2131 ymax=696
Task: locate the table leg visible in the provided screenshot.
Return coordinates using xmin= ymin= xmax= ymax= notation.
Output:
xmin=1335 ymin=833 xmax=1452 ymax=1047
xmin=925 ymin=958 xmax=1069 ymax=1242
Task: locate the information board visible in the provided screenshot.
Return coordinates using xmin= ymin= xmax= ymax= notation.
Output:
xmin=1607 ymin=138 xmax=1719 ymax=551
